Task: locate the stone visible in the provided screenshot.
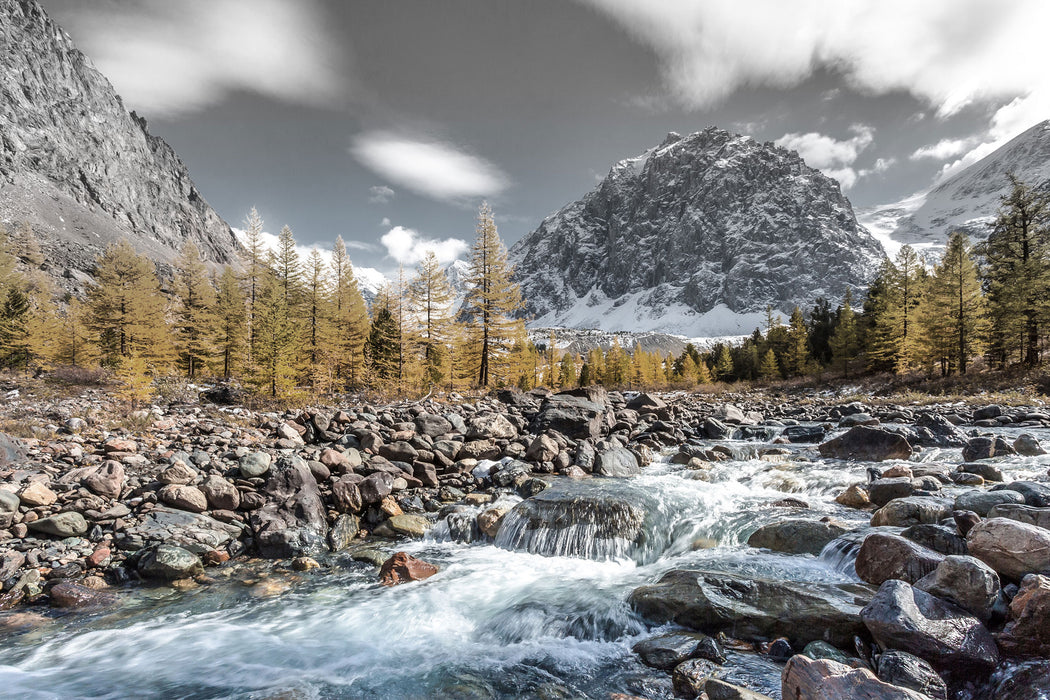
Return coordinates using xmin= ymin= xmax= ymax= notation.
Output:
xmin=982 ymin=662 xmax=1050 ymax=700
xmin=158 ymin=461 xmax=198 ymax=485
xmin=415 ymin=413 xmax=453 ymax=437
xmin=18 ymin=480 xmax=57 ymax=507
xmin=374 ymin=514 xmax=430 ymax=538
xmin=966 ymin=517 xmax=1050 ymax=580
xmin=962 ymin=436 xmax=1015 ymax=462
xmin=746 ymin=519 xmax=849 ymax=555
xmin=671 ymin=658 xmax=724 ymax=698
xmin=855 ymin=533 xmax=944 ymax=586
xmin=138 ymin=544 xmax=204 ymax=580
xmin=379 ymin=440 xmax=418 ymax=463
xmin=466 ymin=412 xmax=517 ymax=440
xmin=319 ymin=448 xmax=351 ymax=471
xmin=868 ymin=477 xmax=915 ymax=507
xmin=953 ymin=511 xmax=981 ymax=537
xmin=531 ymin=393 xmax=608 ymax=440
xmin=629 ymin=569 xmax=868 ymax=649
xmin=249 ymin=455 xmax=328 ymax=558
xmin=157 ymin=484 xmax=208 ymax=513
xmin=413 ymin=461 xmax=439 ymax=488
xmin=876 ymin=651 xmax=946 ymax=700
xmin=860 ymin=579 xmax=999 ymax=671
xmin=199 ymin=474 xmax=240 ymax=511
xmin=378 ymin=551 xmax=438 ymax=585
xmin=81 ymin=461 xmax=124 ymax=498
xmin=275 ymin=421 xmax=304 ymax=444
xmin=1013 ymin=433 xmax=1046 ymax=456
xmin=705 ymin=679 xmax=772 ymax=700
xmin=954 ymin=489 xmax=1025 ymax=516
xmin=358 ymin=471 xmax=395 ymax=505
xmin=914 ymin=555 xmax=1000 ymax=622
xmin=48 ymin=582 xmax=114 ymax=610
xmin=987 ymin=503 xmax=1050 ymax=530
xmin=333 ymin=476 xmax=363 ymax=513
xmin=994 ymin=481 xmax=1050 ymax=507
xmin=632 ymin=631 xmax=714 ymax=670
xmin=958 ymin=462 xmax=1003 ymax=482
xmin=327 ymin=514 xmax=360 ymax=551
xmin=122 ymin=506 xmax=241 ymax=553
xmin=0 ymin=490 xmax=19 ymax=528
xmin=28 ymin=511 xmax=88 ymax=538
xmin=525 ymin=434 xmax=559 ymax=463
xmin=477 ymin=505 xmax=511 ymax=538
xmin=291 ymin=556 xmax=319 ymax=571
xmin=997 ymin=573 xmax=1050 ymax=657
xmin=870 ymin=496 xmax=953 ymax=528
xmin=835 ymin=483 xmax=870 ymax=508
xmin=818 ymin=426 xmax=912 ymax=461
xmin=0 ymin=432 xmax=27 ymax=466
xmin=900 ymin=523 xmax=968 ymax=555
xmin=781 ymin=425 xmax=825 ymax=443
xmin=973 ymin=405 xmax=1002 ymax=421
xmin=801 ymin=641 xmax=856 ymax=666
xmin=238 ymin=451 xmax=272 ymax=478
xmin=782 ymin=656 xmax=929 ymax=700
xmin=592 ymin=447 xmax=640 ymax=477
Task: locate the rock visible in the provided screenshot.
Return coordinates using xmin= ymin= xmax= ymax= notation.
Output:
xmin=626 ymin=392 xmax=666 ymax=412
xmin=18 ymin=480 xmax=57 ymax=507
xmin=0 ymin=432 xmax=27 ymax=466
xmin=818 ymin=426 xmax=912 ymax=462
xmin=199 ymin=474 xmax=240 ymax=511
xmin=962 ymin=436 xmax=1015 ymax=462
xmin=958 ymin=462 xmax=1004 ymax=482
xmin=137 ymin=544 xmax=204 ymax=580
xmin=706 ymin=679 xmax=772 ymax=700
xmin=901 ymin=523 xmax=968 ymax=555
xmin=801 ymin=640 xmax=856 ymax=666
xmin=671 ymin=658 xmax=724 ymax=698
xmin=28 ymin=511 xmax=88 ymax=538
xmin=525 ymin=434 xmax=559 ymax=463
xmin=860 ymin=579 xmax=999 ymax=671
xmin=477 ymin=505 xmax=511 ymax=538
xmin=157 ymin=484 xmax=208 ymax=513
xmin=632 ymin=631 xmax=716 ymax=670
xmin=973 ymin=405 xmax=1002 ymax=421
xmin=987 ymin=503 xmax=1050 ymax=530
xmin=158 ymin=461 xmax=198 ymax=485
xmin=374 ymin=514 xmax=430 ymax=538
xmin=914 ymin=555 xmax=1000 ymax=622
xmin=0 ymin=490 xmax=19 ymax=528
xmin=1013 ymin=433 xmax=1046 ymax=456
xmin=48 ymin=582 xmax=114 ymax=610
xmin=592 ymin=447 xmax=640 ymax=477
xmin=746 ymin=519 xmax=849 ymax=555
xmin=327 ymin=514 xmax=360 ymax=551
xmin=982 ymin=661 xmax=1050 ymax=700
xmin=629 ymin=569 xmax=868 ymax=648
xmin=966 ymin=517 xmax=1050 ymax=580
xmin=122 ymin=506 xmax=241 ymax=553
xmin=249 ymin=455 xmax=328 ymax=558
xmin=319 ymin=448 xmax=351 ymax=472
xmin=358 ymin=471 xmax=395 ymax=505
xmin=238 ymin=451 xmax=272 ymax=478
xmin=782 ymin=656 xmax=929 ymax=700
xmin=868 ymin=477 xmax=915 ymax=507
xmin=378 ymin=551 xmax=438 ymax=585
xmin=466 ymin=412 xmax=517 ymax=440
xmin=531 ymin=393 xmax=608 ymax=440
xmin=835 ymin=483 xmax=870 ymax=508
xmin=413 ymin=461 xmax=439 ymax=488
xmin=871 ymin=496 xmax=953 ymax=528
xmin=994 ymin=481 xmax=1050 ymax=507
xmin=333 ymin=476 xmax=364 ymax=513
xmin=379 ymin=440 xmax=418 ymax=463
xmin=415 ymin=413 xmax=453 ymax=437
xmin=913 ymin=413 xmax=967 ymax=448
xmin=954 ymin=489 xmax=1025 ymax=516
xmin=81 ymin=461 xmax=124 ymax=498
xmin=200 ymin=385 xmax=246 ymax=405
xmin=997 ymin=573 xmax=1050 ymax=657
xmin=855 ymin=533 xmax=944 ymax=586
xmin=781 ymin=425 xmax=825 ymax=443
xmin=876 ymin=651 xmax=946 ymax=700
xmin=953 ymin=511 xmax=981 ymax=538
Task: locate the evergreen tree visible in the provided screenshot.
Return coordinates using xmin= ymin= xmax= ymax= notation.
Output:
xmin=409 ymin=251 xmax=455 ymax=387
xmin=808 ymin=297 xmax=835 ymax=365
xmin=303 ymin=248 xmax=335 ymax=390
xmin=252 ymin=271 xmax=300 ymax=397
xmin=830 ymin=289 xmax=860 ymax=377
xmin=0 ymin=287 xmax=30 ymax=372
xmin=273 ymin=225 xmax=302 ymax=308
xmin=921 ymin=232 xmax=986 ymax=375
xmin=714 ymin=344 xmax=734 ymax=381
xmin=330 ymin=236 xmax=370 ymax=387
xmin=559 ymin=351 xmax=578 ymax=387
xmin=367 ymin=286 xmax=400 ymax=383
xmin=172 ymin=241 xmax=217 ymax=378
xmin=213 ymin=266 xmax=247 ymax=379
xmin=239 ymin=208 xmax=267 ymax=366
xmin=867 ymin=246 xmax=926 ymax=372
xmin=759 ymin=348 xmax=780 ymax=380
xmin=785 ymin=306 xmax=810 ymax=376
xmin=464 ymin=203 xmax=524 ymax=386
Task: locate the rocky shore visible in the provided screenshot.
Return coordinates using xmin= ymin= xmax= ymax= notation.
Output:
xmin=1 ymin=383 xmax=1049 ymax=699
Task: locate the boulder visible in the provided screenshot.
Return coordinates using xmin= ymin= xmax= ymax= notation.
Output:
xmin=875 ymin=651 xmax=946 ymax=700
xmin=781 ymin=425 xmax=825 ymax=443
xmin=818 ymin=426 xmax=912 ymax=462
xmin=332 ymin=476 xmax=363 ymax=513
xmin=0 ymin=432 xmax=27 ymax=466
xmin=860 ymin=579 xmax=999 ymax=671
xmin=782 ymin=655 xmax=929 ymax=700
xmin=525 ymin=434 xmax=559 ymax=463
xmin=373 ymin=514 xmax=431 ymax=538
xmin=997 ymin=573 xmax=1050 ymax=657
xmin=855 ymin=533 xmax=944 ymax=586
xmin=157 ymin=484 xmax=208 ymax=513
xmin=632 ymin=631 xmax=719 ymax=670
xmin=981 ymin=662 xmax=1050 ymax=700
xmin=466 ymin=412 xmax=517 ymax=440
xmin=592 ymin=447 xmax=640 ymax=477
xmin=48 ymin=582 xmax=115 ymax=610
xmin=158 ymin=461 xmax=198 ymax=485
xmin=378 ymin=551 xmax=438 ymax=585
xmin=137 ymin=544 xmax=204 ymax=580
xmin=868 ymin=477 xmax=915 ymax=507
xmin=327 ymin=514 xmax=360 ymax=551
xmin=122 ymin=506 xmax=241 ymax=553
xmin=966 ymin=517 xmax=1050 ymax=580
xmin=1013 ymin=433 xmax=1046 ymax=456
xmin=958 ymin=462 xmax=1003 ymax=482
xmin=28 ymin=511 xmax=88 ymax=538
xmin=238 ymin=451 xmax=272 ymax=478
xmin=199 ymin=475 xmax=240 ymax=511
xmin=871 ymin=496 xmax=953 ymax=528
xmin=987 ymin=503 xmax=1050 ymax=531
xmin=900 ymin=524 xmax=968 ymax=556
xmin=705 ymin=679 xmax=772 ymax=700
xmin=415 ymin=413 xmax=453 ymax=437
xmin=0 ymin=490 xmax=19 ymax=528
xmin=835 ymin=483 xmax=870 ymax=508
xmin=378 ymin=440 xmax=418 ymax=463
xmin=629 ymin=569 xmax=868 ymax=649
xmin=249 ymin=455 xmax=328 ymax=557
xmin=962 ymin=436 xmax=1015 ymax=462
xmin=531 ymin=393 xmax=608 ymax=440
xmin=954 ymin=489 xmax=1025 ymax=516
xmin=476 ymin=505 xmax=512 ymax=538
xmin=18 ymin=481 xmax=57 ymax=507
xmin=994 ymin=481 xmax=1050 ymax=507
xmin=746 ymin=519 xmax=849 ymax=556
xmin=915 ymin=555 xmax=1000 ymax=622
xmin=81 ymin=461 xmax=124 ymax=498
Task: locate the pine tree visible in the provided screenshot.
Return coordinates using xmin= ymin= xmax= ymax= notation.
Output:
xmin=464 ymin=203 xmax=524 ymax=386
xmin=213 ymin=266 xmax=247 ymax=379
xmin=0 ymin=287 xmax=31 ymax=372
xmin=808 ymin=297 xmax=835 ymax=365
xmin=714 ymin=344 xmax=734 ymax=381
xmin=330 ymin=236 xmax=370 ymax=387
xmin=759 ymin=348 xmax=780 ymax=380
xmin=303 ymin=248 xmax=335 ymax=390
xmin=830 ymin=289 xmax=860 ymax=377
xmin=252 ymin=271 xmax=300 ymax=397
xmin=367 ymin=286 xmax=400 ymax=384
xmin=172 ymin=241 xmax=217 ymax=378
xmin=982 ymin=175 xmax=1050 ymax=367
xmin=922 ymin=232 xmax=986 ymax=375
xmin=867 ymin=246 xmax=926 ymax=372
xmin=409 ymin=251 xmax=455 ymax=387
xmin=239 ymin=208 xmax=267 ymax=366
xmin=785 ymin=306 xmax=810 ymax=376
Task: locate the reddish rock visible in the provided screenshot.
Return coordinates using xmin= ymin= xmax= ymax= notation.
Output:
xmin=87 ymin=547 xmax=111 ymax=568
xmin=998 ymin=573 xmax=1050 ymax=657
xmin=378 ymin=551 xmax=438 ymax=586
xmin=319 ymin=448 xmax=350 ymax=471
xmin=103 ymin=438 xmax=137 ymax=453
xmin=202 ymin=550 xmax=231 ymax=566
xmin=49 ymin=582 xmax=115 ymax=610
xmin=783 ymin=655 xmax=928 ymax=699
xmin=82 ymin=460 xmax=125 ymax=499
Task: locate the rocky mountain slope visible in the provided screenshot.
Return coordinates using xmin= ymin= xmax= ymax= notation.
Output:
xmin=0 ymin=0 xmax=239 ymax=285
xmin=860 ymin=120 xmax=1050 ymax=250
xmin=508 ymin=127 xmax=884 ymax=336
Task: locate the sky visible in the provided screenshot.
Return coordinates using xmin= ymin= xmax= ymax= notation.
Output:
xmin=39 ymin=0 xmax=1050 ymax=278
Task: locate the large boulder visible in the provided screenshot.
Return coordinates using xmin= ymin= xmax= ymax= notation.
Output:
xmin=28 ymin=511 xmax=88 ymax=538
xmin=631 ymin=631 xmax=722 ymax=670
xmin=746 ymin=519 xmax=849 ymax=556
xmin=855 ymin=533 xmax=944 ymax=586
xmin=531 ymin=392 xmax=609 ymax=440
xmin=466 ymin=412 xmax=517 ymax=440
xmin=860 ymin=579 xmax=999 ymax=671
xmin=249 ymin=455 xmax=328 ymax=557
xmin=914 ymin=555 xmax=1000 ymax=622
xmin=987 ymin=503 xmax=1050 ymax=530
xmin=157 ymin=484 xmax=208 ymax=513
xmin=592 ymin=447 xmax=640 ymax=477
xmin=782 ymin=655 xmax=930 ymax=700
xmin=962 ymin=436 xmax=1015 ymax=462
xmin=871 ymin=496 xmax=953 ymax=528
xmin=868 ymin=478 xmax=916 ymax=507
xmin=997 ymin=573 xmax=1050 ymax=658
xmin=629 ymin=569 xmax=868 ymax=648
xmin=818 ymin=426 xmax=912 ymax=462
xmin=994 ymin=481 xmax=1050 ymax=507
xmin=81 ymin=461 xmax=125 ymax=499
xmin=954 ymin=489 xmax=1025 ymax=516
xmin=966 ymin=517 xmax=1050 ymax=580
xmin=199 ymin=475 xmax=240 ymax=511
xmin=378 ymin=551 xmax=438 ymax=585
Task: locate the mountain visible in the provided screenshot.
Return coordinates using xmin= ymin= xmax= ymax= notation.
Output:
xmin=508 ymin=127 xmax=884 ymax=336
xmin=0 ymin=0 xmax=239 ymax=288
xmin=859 ymin=120 xmax=1050 ymax=250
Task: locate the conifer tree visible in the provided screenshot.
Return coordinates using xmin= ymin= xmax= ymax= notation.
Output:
xmin=785 ymin=306 xmax=809 ymax=376
xmin=921 ymin=232 xmax=986 ymax=375
xmin=409 ymin=251 xmax=456 ymax=387
xmin=330 ymin=236 xmax=370 ymax=387
xmin=830 ymin=289 xmax=860 ymax=377
xmin=54 ymin=298 xmax=97 ymax=368
xmin=464 ymin=203 xmax=524 ymax=386
xmin=367 ymin=286 xmax=400 ymax=384
xmin=239 ymin=208 xmax=267 ymax=366
xmin=808 ymin=297 xmax=835 ymax=365
xmin=0 ymin=287 xmax=30 ymax=372
xmin=213 ymin=266 xmax=247 ymax=379
xmin=273 ymin=225 xmax=302 ymax=308
xmin=714 ymin=344 xmax=734 ymax=381
xmin=867 ymin=246 xmax=926 ymax=372
xmin=303 ymin=248 xmax=335 ymax=389
xmin=759 ymin=348 xmax=780 ymax=380
xmin=252 ymin=271 xmax=300 ymax=397
xmin=172 ymin=241 xmax=217 ymax=378
xmin=559 ymin=351 xmax=578 ymax=387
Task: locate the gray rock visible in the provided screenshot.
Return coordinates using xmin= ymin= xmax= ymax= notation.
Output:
xmin=0 ymin=489 xmax=19 ymax=528
xmin=746 ymin=519 xmax=849 ymax=556
xmin=855 ymin=533 xmax=944 ymax=586
xmin=871 ymin=496 xmax=953 ymax=528
xmin=958 ymin=462 xmax=1004 ymax=482
xmin=415 ymin=413 xmax=453 ymax=437
xmin=994 ymin=481 xmax=1050 ymax=507
xmin=592 ymin=447 xmax=640 ymax=477
xmin=868 ymin=477 xmax=916 ymax=507
xmin=782 ymin=655 xmax=929 ymax=700
xmin=137 ymin=544 xmax=204 ymax=580
xmin=199 ymin=474 xmax=240 ymax=511
xmin=915 ymin=555 xmax=1000 ymax=622
xmin=900 ymin=524 xmax=968 ymax=556
xmin=966 ymin=517 xmax=1050 ymax=580
xmin=157 ymin=484 xmax=208 ymax=513
xmin=981 ymin=661 xmax=1050 ymax=700
xmin=358 ymin=471 xmax=395 ymax=505
xmin=327 ymin=514 xmax=360 ymax=551
xmin=818 ymin=426 xmax=912 ymax=462
xmin=632 ymin=631 xmax=716 ymax=670
xmin=962 ymin=436 xmax=1015 ymax=461
xmin=239 ymin=451 xmax=272 ymax=478
xmin=81 ymin=461 xmax=124 ymax=499
xmin=531 ymin=393 xmax=608 ymax=440
xmin=28 ymin=511 xmax=88 ymax=538
xmin=954 ymin=488 xmax=1026 ymax=516
xmin=876 ymin=651 xmax=947 ymax=700
xmin=1013 ymin=433 xmax=1046 ymax=456
xmin=466 ymin=412 xmax=517 ymax=440
xmin=987 ymin=503 xmax=1050 ymax=530
xmin=249 ymin=455 xmax=328 ymax=557
xmin=123 ymin=506 xmax=241 ymax=553
xmin=705 ymin=678 xmax=772 ymax=700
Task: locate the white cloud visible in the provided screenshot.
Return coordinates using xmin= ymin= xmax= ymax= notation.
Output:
xmin=910 ymin=138 xmax=976 ymax=161
xmin=579 ymin=0 xmax=1050 ymax=180
xmin=380 ymin=217 xmax=392 ymax=227
xmin=368 ymin=185 xmax=395 ymax=205
xmin=381 ymin=226 xmax=468 ymax=266
xmin=775 ymin=125 xmax=875 ymax=188
xmin=62 ymin=0 xmax=345 ymax=117
xmin=351 ymin=132 xmax=509 ymax=202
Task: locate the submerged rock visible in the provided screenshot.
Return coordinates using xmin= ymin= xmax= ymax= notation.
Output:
xmin=378 ymin=551 xmax=438 ymax=586
xmin=746 ymin=519 xmax=849 ymax=556
xmin=137 ymin=544 xmax=204 ymax=580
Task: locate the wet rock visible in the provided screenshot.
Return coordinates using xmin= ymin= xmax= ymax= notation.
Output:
xmin=783 ymin=655 xmax=929 ymax=700
xmin=955 ymin=489 xmax=1026 ymax=516
xmin=137 ymin=544 xmax=204 ymax=580
xmin=835 ymin=483 xmax=870 ymax=508
xmin=986 ymin=503 xmax=1050 ymax=530
xmin=915 ymin=555 xmax=1000 ymax=622
xmin=875 ymin=650 xmax=946 ymax=700
xmin=966 ymin=517 xmax=1050 ymax=580
xmin=158 ymin=484 xmax=208 ymax=513
xmin=238 ymin=451 xmax=271 ymax=478
xmin=860 ymin=579 xmax=999 ymax=671
xmin=199 ymin=474 xmax=240 ymax=511
xmin=871 ymin=496 xmax=953 ymax=528
xmin=671 ymin=658 xmax=724 ymax=698
xmin=629 ymin=569 xmax=868 ymax=648
xmin=28 ymin=511 xmax=88 ymax=538
xmin=374 ymin=514 xmax=430 ymax=538
xmin=477 ymin=505 xmax=511 ymax=538
xmin=962 ymin=436 xmax=1015 ymax=462
xmin=868 ymin=478 xmax=915 ymax=507
xmin=818 ymin=426 xmax=912 ymax=462
xmin=958 ymin=462 xmax=1003 ymax=482
xmin=1013 ymin=433 xmax=1046 ymax=456
xmin=705 ymin=679 xmax=772 ymax=700
xmin=592 ymin=447 xmax=640 ymax=477
xmin=249 ymin=455 xmax=328 ymax=558
xmin=981 ymin=661 xmax=1050 ymax=700
xmin=632 ymin=631 xmax=718 ymax=670
xmin=81 ymin=461 xmax=124 ymax=498
xmin=900 ymin=523 xmax=968 ymax=555
xmin=954 ymin=511 xmax=981 ymax=537
xmin=913 ymin=413 xmax=967 ymax=448
xmin=993 ymin=481 xmax=1050 ymax=507
xmin=801 ymin=640 xmax=856 ymax=666
xmin=746 ymin=519 xmax=849 ymax=556
xmin=327 ymin=514 xmax=360 ymax=551
xmin=997 ymin=573 xmax=1050 ymax=657
xmin=781 ymin=425 xmax=825 ymax=443
xmin=332 ymin=476 xmax=363 ymax=513
xmin=855 ymin=533 xmax=944 ymax=586
xmin=972 ymin=405 xmax=1002 ymax=421
xmin=123 ymin=506 xmax=241 ymax=553
xmin=358 ymin=472 xmax=395 ymax=505
xmin=48 ymin=581 xmax=115 ymax=610
xmin=378 ymin=551 xmax=438 ymax=585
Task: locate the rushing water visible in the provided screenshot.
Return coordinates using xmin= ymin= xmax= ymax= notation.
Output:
xmin=1 ymin=425 xmax=1048 ymax=699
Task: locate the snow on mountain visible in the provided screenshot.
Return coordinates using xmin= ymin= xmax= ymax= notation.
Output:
xmin=509 ymin=127 xmax=884 ymax=337
xmin=858 ymin=120 xmax=1050 ymax=250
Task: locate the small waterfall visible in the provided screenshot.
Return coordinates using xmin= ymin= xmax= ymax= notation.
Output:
xmin=819 ymin=533 xmax=864 ymax=579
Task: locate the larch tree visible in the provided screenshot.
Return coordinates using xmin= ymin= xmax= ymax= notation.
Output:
xmin=785 ymin=306 xmax=810 ymax=376
xmin=464 ymin=202 xmax=524 ymax=386
xmin=330 ymin=236 xmax=371 ymax=387
xmin=408 ymin=251 xmax=456 ymax=387
xmin=830 ymin=289 xmax=860 ymax=377
xmin=759 ymin=348 xmax=780 ymax=380
xmin=714 ymin=344 xmax=734 ymax=381
xmin=252 ymin=271 xmax=300 ymax=397
xmin=867 ymin=246 xmax=926 ymax=372
xmin=172 ymin=241 xmax=218 ymax=378
xmin=921 ymin=232 xmax=985 ymax=375
xmin=303 ymin=248 xmax=335 ymax=390
xmin=273 ymin=225 xmax=302 ymax=308
xmin=239 ymin=207 xmax=267 ymax=366
xmin=54 ymin=298 xmax=97 ymax=368
xmin=213 ymin=266 xmax=247 ymax=379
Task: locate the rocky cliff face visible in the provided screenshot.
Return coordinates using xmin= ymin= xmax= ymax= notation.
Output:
xmin=0 ymin=0 xmax=239 ymax=285
xmin=509 ymin=127 xmax=884 ymax=336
